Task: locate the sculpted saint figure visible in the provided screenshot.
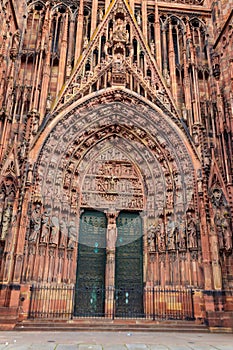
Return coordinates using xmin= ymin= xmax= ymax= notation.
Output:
xmin=167 ymin=215 xmax=176 ymax=250
xmin=29 ymin=204 xmax=41 ymax=243
xmin=214 ymin=210 xmax=224 ymax=250
xmin=59 ymin=218 xmax=68 ymax=248
xmin=40 ymin=208 xmax=51 ymax=243
xmin=67 ymin=221 xmax=77 ymax=249
xmin=1 ymin=206 xmax=12 ymax=240
xmin=186 ymin=212 xmax=198 ymax=249
xmin=156 ymin=218 xmax=166 ymax=252
xmin=50 ymin=215 xmax=60 ymax=246
xmin=221 ymin=213 xmax=232 ymax=252
xmin=147 ymin=224 xmax=156 ymax=251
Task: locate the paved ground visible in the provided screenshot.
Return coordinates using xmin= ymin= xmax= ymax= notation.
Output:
xmin=0 ymin=331 xmax=233 ymax=350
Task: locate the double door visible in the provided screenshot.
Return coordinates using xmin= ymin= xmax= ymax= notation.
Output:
xmin=74 ymin=210 xmax=143 ymax=318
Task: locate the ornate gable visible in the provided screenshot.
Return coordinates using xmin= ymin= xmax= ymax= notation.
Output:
xmin=51 ymin=0 xmax=179 ymax=118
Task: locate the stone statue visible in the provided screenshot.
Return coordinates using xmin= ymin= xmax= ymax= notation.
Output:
xmin=214 ymin=210 xmax=224 ymax=250
xmin=40 ymin=208 xmax=51 ymax=244
xmin=156 ymin=218 xmax=166 ymax=252
xmin=212 ymin=187 xmax=232 ymax=252
xmin=147 ymin=224 xmax=156 ymax=251
xmin=59 ymin=218 xmax=68 ymax=248
xmin=29 ymin=204 xmax=41 ymax=243
xmin=1 ymin=205 xmax=12 ymax=240
xmin=214 ymin=210 xmax=232 ymax=252
xmin=32 ymin=115 xmax=39 ymax=135
xmin=177 ymin=216 xmax=186 ymax=250
xmin=113 ymin=18 xmax=127 ymax=42
xmin=67 ymin=220 xmax=77 ymax=249
xmin=50 ymin=215 xmax=60 ymax=246
xmin=167 ymin=215 xmax=176 ymax=250
xmin=211 ymin=188 xmax=223 ymax=209
xmin=136 ymin=12 xmax=141 ymax=26
xmin=186 ymin=212 xmax=198 ymax=249
xmin=221 ymin=212 xmax=232 ymax=252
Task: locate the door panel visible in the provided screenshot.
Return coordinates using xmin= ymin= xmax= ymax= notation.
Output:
xmin=74 ymin=210 xmax=107 ymax=316
xmin=115 ymin=212 xmax=143 ymax=317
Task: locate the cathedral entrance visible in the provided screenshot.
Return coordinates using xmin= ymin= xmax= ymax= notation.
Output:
xmin=74 ymin=210 xmax=143 ymax=318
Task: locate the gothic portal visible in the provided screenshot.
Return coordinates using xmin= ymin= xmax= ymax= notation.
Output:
xmin=0 ymin=0 xmax=233 ymax=330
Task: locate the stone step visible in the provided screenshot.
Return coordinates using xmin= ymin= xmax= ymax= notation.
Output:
xmin=15 ymin=320 xmax=209 ymax=332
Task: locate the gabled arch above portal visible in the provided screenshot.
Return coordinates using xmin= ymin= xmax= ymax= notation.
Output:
xmin=51 ymin=0 xmax=179 ymax=119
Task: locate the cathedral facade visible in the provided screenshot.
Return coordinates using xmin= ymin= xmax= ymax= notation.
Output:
xmin=0 ymin=0 xmax=232 ymax=330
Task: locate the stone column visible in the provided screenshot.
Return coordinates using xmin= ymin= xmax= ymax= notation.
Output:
xmin=75 ymin=0 xmax=84 ymax=64
xmin=168 ymin=20 xmax=177 ymax=103
xmin=142 ymin=0 xmax=147 ymax=41
xmin=105 ymin=211 xmax=118 ymax=318
xmin=90 ymin=0 xmax=98 ymax=37
xmin=154 ymin=0 xmax=161 ymax=70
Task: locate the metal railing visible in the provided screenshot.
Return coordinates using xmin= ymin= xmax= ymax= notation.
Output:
xmin=29 ymin=284 xmax=74 ymax=319
xmin=29 ymin=284 xmax=194 ymax=320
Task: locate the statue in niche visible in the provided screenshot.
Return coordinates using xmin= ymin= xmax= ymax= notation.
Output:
xmin=156 ymin=217 xmax=166 ymax=252
xmin=214 ymin=209 xmax=232 ymax=252
xmin=136 ymin=12 xmax=141 ymax=26
xmin=40 ymin=208 xmax=51 ymax=244
xmin=71 ymin=191 xmax=79 ymax=207
xmin=186 ymin=211 xmax=198 ymax=249
xmin=98 ymin=8 xmax=103 ymax=21
xmin=147 ymin=224 xmax=156 ymax=252
xmin=177 ymin=216 xmax=186 ymax=250
xmin=221 ymin=212 xmax=232 ymax=252
xmin=211 ymin=188 xmax=224 ymax=209
xmin=67 ymin=221 xmax=77 ymax=249
xmin=50 ymin=215 xmax=60 ymax=246
xmin=59 ymin=218 xmax=68 ymax=248
xmin=166 ymin=214 xmax=176 ymax=250
xmin=150 ymin=40 xmax=155 ymax=55
xmin=32 ymin=115 xmax=39 ymax=135
xmin=29 ymin=204 xmax=41 ymax=243
xmin=214 ymin=210 xmax=224 ymax=250
xmin=10 ymin=30 xmax=20 ymax=59
xmin=113 ymin=18 xmax=127 ymax=42
xmin=211 ymin=187 xmax=232 ymax=252
xmin=1 ymin=205 xmax=12 ymax=240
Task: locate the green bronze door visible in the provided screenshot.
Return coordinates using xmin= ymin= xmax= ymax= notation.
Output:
xmin=115 ymin=212 xmax=143 ymax=317
xmin=74 ymin=210 xmax=107 ymax=317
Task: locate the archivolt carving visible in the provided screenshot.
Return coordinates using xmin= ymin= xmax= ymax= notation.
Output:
xmin=33 ymin=95 xmax=196 ymax=226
